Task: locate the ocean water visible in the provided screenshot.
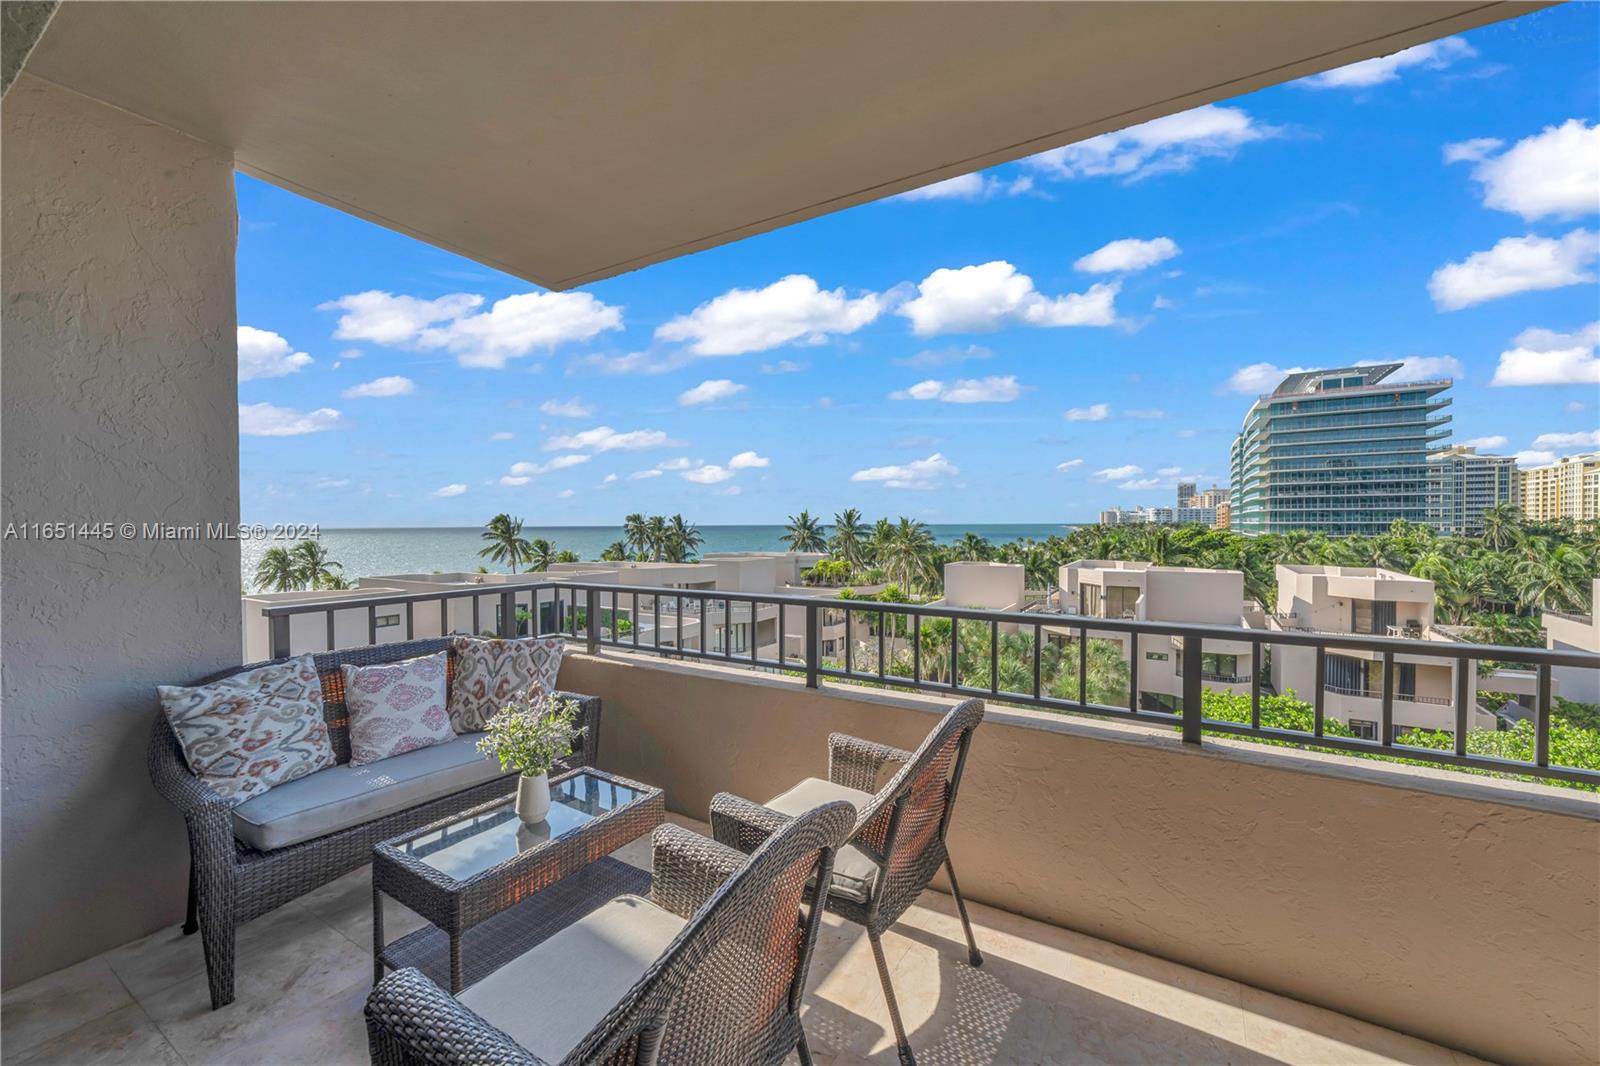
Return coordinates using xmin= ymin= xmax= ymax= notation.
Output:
xmin=239 ymin=524 xmax=1077 ymax=587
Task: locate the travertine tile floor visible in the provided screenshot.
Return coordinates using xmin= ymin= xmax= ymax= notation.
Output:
xmin=3 ymin=815 xmax=1488 ymax=1066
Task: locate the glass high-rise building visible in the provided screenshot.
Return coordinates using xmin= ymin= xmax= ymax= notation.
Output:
xmin=1230 ymin=364 xmax=1451 ymax=536
xmin=1427 ymin=445 xmax=1517 ymax=535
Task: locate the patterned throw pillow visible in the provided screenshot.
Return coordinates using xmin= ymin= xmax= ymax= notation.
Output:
xmin=158 ymin=655 xmax=335 ymax=805
xmin=342 ymin=652 xmax=455 ymax=766
xmin=448 ymin=636 xmax=565 ymax=732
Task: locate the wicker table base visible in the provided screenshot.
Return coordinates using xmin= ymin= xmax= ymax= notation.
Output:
xmin=378 ymin=856 xmax=650 ymax=991
xmin=374 ymin=768 xmax=665 ymax=993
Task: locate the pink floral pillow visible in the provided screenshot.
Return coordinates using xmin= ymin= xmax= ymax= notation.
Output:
xmin=342 ymin=652 xmax=454 ymax=766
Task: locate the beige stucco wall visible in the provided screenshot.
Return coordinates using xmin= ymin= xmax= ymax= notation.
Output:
xmin=1 ymin=76 xmax=241 ymax=986
xmin=560 ymin=651 xmax=1599 ymax=1065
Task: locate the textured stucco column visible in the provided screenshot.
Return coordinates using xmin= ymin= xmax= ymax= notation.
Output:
xmin=1 ymin=74 xmax=240 ymax=986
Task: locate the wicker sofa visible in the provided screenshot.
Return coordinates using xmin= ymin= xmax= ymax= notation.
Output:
xmin=148 ymin=637 xmax=601 ymax=1011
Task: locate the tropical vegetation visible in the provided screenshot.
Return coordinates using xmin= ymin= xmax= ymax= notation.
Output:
xmin=478 ymin=513 xmax=533 ymax=573
xmin=792 ymin=506 xmax=1596 ymax=645
xmin=253 ymin=539 xmax=348 ymax=592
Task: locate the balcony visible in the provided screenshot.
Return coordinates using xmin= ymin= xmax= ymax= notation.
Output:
xmin=7 ymin=4 xmax=1599 ymax=1064
xmin=1 ymin=796 xmax=1511 ymax=1066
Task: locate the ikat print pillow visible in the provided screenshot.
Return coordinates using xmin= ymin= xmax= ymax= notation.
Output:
xmin=447 ymin=636 xmax=565 ymax=732
xmin=158 ymin=654 xmax=334 ymax=804
xmin=342 ymin=651 xmax=455 ymax=766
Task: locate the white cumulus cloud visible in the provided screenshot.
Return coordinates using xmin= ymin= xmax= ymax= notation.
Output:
xmin=543 ymin=426 xmax=681 ymax=453
xmin=1299 ymin=37 xmax=1475 ymax=89
xmin=239 ymin=403 xmax=341 ymax=436
xmin=320 ymin=291 xmax=482 ymax=345
xmin=655 ymin=275 xmax=882 ymax=356
xmin=1514 ymin=450 xmax=1558 ymax=467
xmin=1429 ymin=229 xmax=1599 ymax=310
xmin=509 ymin=454 xmax=591 ymax=477
xmin=727 ymin=451 xmax=770 ymax=470
xmin=1459 ymin=435 xmax=1509 ymax=450
xmin=683 ymin=464 xmax=735 ymax=484
xmin=432 ymin=483 xmax=467 ymax=497
xmin=1095 ymin=464 xmax=1144 ymax=480
xmin=1532 ymin=429 xmax=1600 ymax=449
xmin=1074 ymin=237 xmax=1181 ymax=274
xmin=850 ymin=453 xmax=959 ymax=490
xmin=1490 ymin=322 xmax=1600 ymax=387
xmin=1064 ymin=403 xmax=1111 ymax=422
xmin=1056 ymin=459 xmax=1085 ymax=471
xmin=1224 ymin=363 xmax=1309 ymax=394
xmin=319 ymin=289 xmax=622 ymax=367
xmin=890 ymin=375 xmax=1024 ymax=403
xmin=539 ymin=398 xmax=593 ymax=418
xmin=1451 ymin=119 xmax=1600 ymax=222
xmin=1356 ymin=356 xmax=1463 ymax=383
xmin=341 ymin=376 xmax=415 ymax=398
xmin=1024 ymin=105 xmax=1278 ymax=184
xmin=899 ymin=261 xmax=1118 ymax=336
xmin=678 ymin=379 xmax=748 ymax=406
xmin=896 ymin=172 xmax=1034 ymax=201
xmin=238 ymin=326 xmax=313 ymax=381
xmin=628 ymin=469 xmax=663 ymax=481
xmin=1118 ymin=478 xmax=1162 ymax=490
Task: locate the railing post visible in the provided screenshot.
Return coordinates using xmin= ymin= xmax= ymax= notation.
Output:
xmin=270 ymin=613 xmax=291 ymax=660
xmin=499 ymin=590 xmax=516 ymax=638
xmin=1535 ymin=663 xmax=1552 ymax=768
xmin=585 ymin=588 xmax=601 ymax=655
xmin=1181 ymin=633 xmax=1202 ymax=745
xmin=804 ymin=603 xmax=820 ymax=688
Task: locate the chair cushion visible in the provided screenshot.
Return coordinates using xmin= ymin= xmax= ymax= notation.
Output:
xmin=231 ymin=733 xmax=507 ymax=851
xmin=159 ymin=654 xmax=335 ymax=805
xmin=448 ymin=636 xmax=564 ymax=732
xmin=342 ymin=651 xmax=454 ymax=766
xmin=458 ymin=894 xmax=686 ymax=1063
xmin=765 ymin=777 xmax=879 ymax=904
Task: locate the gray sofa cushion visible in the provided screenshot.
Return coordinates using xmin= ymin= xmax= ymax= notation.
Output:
xmin=764 ymin=777 xmax=879 ymax=904
xmin=459 ymin=894 xmax=685 ymax=1063
xmin=231 ymin=733 xmax=508 ymax=851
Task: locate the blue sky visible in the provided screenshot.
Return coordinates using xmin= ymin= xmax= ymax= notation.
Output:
xmin=238 ymin=5 xmax=1599 ymax=527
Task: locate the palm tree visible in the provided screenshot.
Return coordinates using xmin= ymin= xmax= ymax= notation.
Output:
xmin=254 ymin=546 xmax=298 ymax=592
xmin=1514 ymin=543 xmax=1591 ymax=612
xmin=665 ymin=514 xmax=703 ymax=562
xmin=1134 ymin=526 xmax=1191 ymax=567
xmin=600 ymin=540 xmax=629 ymax=562
xmin=525 ymin=538 xmax=556 ymax=572
xmin=1480 ymin=502 xmax=1523 ymax=551
xmin=953 ymin=531 xmax=993 ymax=562
xmin=781 ymin=510 xmax=827 ymax=553
xmin=478 ymin=513 xmax=532 ymax=573
xmin=644 ymin=515 xmax=669 ymax=561
xmin=290 ymin=539 xmax=343 ymax=589
xmin=879 ymin=517 xmax=936 ymax=590
xmin=622 ymin=513 xmax=650 ymax=560
xmin=830 ymin=508 xmax=867 ymax=572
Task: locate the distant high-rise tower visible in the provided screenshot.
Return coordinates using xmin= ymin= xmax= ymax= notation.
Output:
xmin=1229 ymin=364 xmax=1452 ymax=536
xmin=1427 ymin=446 xmax=1517 ymax=535
xmin=1519 ymin=453 xmax=1600 ymax=525
xmin=1176 ymin=481 xmax=1197 ymax=507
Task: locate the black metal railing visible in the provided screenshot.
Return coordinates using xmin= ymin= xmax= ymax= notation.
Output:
xmin=260 ymin=579 xmax=1600 ymax=787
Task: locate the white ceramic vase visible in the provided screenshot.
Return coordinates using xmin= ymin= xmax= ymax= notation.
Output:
xmin=515 ymin=771 xmax=551 ymax=825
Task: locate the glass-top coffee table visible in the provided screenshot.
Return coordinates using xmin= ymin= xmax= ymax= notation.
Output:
xmin=373 ymin=767 xmax=664 ymax=992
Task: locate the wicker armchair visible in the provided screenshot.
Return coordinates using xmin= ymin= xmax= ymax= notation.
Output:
xmin=711 ymin=697 xmax=986 ymax=1066
xmin=148 ymin=637 xmax=601 ymax=1011
xmin=364 ymin=796 xmax=856 ymax=1066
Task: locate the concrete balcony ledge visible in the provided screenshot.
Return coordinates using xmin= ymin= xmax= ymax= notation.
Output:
xmin=561 ymin=651 xmax=1599 ymax=1065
